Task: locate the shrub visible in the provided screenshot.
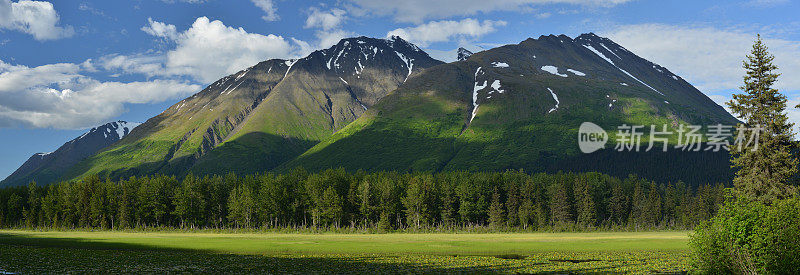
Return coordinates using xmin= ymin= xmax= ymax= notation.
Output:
xmin=690 ymin=195 xmax=800 ymax=274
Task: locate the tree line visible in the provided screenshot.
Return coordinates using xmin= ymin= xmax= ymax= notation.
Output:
xmin=0 ymin=169 xmax=724 ymax=231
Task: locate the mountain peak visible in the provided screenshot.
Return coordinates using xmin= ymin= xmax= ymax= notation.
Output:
xmin=79 ymin=120 xmax=141 ymax=141
xmin=1 ymin=120 xmax=142 ymax=187
xmin=309 ymin=36 xmax=439 ymax=82
xmin=457 ymin=47 xmax=473 ymax=61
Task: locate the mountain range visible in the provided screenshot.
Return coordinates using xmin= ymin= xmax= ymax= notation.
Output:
xmin=1 ymin=34 xmax=738 ymax=187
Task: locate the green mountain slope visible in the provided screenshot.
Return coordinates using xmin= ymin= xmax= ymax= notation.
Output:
xmin=60 ymin=36 xmax=443 ymax=182
xmin=281 ymin=34 xmax=738 ymax=184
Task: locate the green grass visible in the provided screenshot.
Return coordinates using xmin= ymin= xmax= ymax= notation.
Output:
xmin=0 ymin=230 xmax=693 ymax=273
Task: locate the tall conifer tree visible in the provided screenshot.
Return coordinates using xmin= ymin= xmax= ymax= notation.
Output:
xmin=727 ymin=35 xmax=798 ymax=202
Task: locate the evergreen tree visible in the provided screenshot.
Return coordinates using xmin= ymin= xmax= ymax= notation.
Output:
xmin=227 ymin=184 xmax=255 ymax=228
xmin=574 ymin=179 xmax=596 ymax=227
xmin=550 ymin=179 xmax=573 ymax=226
xmin=727 ymin=35 xmax=798 ymax=202
xmin=173 ymin=174 xmax=207 ymax=228
xmin=488 ymin=190 xmax=505 ymax=229
xmin=25 ymin=182 xmax=41 ymax=228
xmin=402 ymin=176 xmax=427 ymax=228
xmin=319 ymin=186 xmax=343 ymax=227
xmin=644 ymin=181 xmax=662 ymax=227
xmin=629 ymin=178 xmax=646 ymax=229
xmin=6 ymin=193 xmax=22 ymax=227
xmin=608 ymin=180 xmax=629 ymax=226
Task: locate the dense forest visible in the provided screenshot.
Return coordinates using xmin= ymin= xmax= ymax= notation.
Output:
xmin=0 ymin=169 xmax=725 ymax=231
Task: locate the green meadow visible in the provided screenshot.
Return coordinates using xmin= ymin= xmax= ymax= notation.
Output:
xmin=0 ymin=230 xmax=692 ymax=274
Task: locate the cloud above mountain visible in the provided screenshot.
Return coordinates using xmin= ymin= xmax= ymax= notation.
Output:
xmin=346 ymin=0 xmax=633 ymax=23
xmin=604 ymin=24 xmax=800 ymax=94
xmin=0 ymin=59 xmax=200 ymax=129
xmin=0 ymin=0 xmax=74 ymax=40
xmin=108 ymin=17 xmax=301 ymax=84
xmin=387 ymin=18 xmax=507 ymax=47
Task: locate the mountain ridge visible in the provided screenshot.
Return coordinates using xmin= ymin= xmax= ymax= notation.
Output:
xmin=1 ymin=121 xmax=140 ymax=187
xmin=277 ymin=33 xmax=737 ymax=183
xmin=4 ymin=33 xmax=738 ymax=186
xmin=53 ymin=36 xmax=444 ymax=183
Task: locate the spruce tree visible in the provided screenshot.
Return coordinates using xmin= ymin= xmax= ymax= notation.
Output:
xmin=727 ymin=35 xmax=798 ymax=202
xmin=488 ymin=190 xmax=505 ymax=229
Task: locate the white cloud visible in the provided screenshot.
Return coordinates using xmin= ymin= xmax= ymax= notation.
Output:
xmin=315 ymin=29 xmax=352 ymax=50
xmin=0 ymin=0 xmax=74 ymax=41
xmin=305 ymin=8 xmax=346 ymax=31
xmin=387 ymin=19 xmax=507 ymax=47
xmin=605 ymin=24 xmax=800 ymax=136
xmin=98 ymin=53 xmax=167 ymax=78
xmin=165 ymin=17 xmax=297 ymax=83
xmin=0 ymin=59 xmax=200 ymax=129
xmin=250 ymin=0 xmax=279 ymax=21
xmin=107 ymin=17 xmax=300 ymax=84
xmin=604 ymin=24 xmax=800 ymax=94
xmin=346 ymin=0 xmax=632 ymax=23
xmin=141 ymin=17 xmax=178 ymax=40
xmin=300 ymin=8 xmax=353 ymax=54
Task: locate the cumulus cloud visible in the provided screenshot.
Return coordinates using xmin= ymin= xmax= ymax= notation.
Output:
xmin=298 ymin=8 xmax=353 ymax=55
xmin=165 ymin=17 xmax=296 ymax=82
xmin=305 ymin=7 xmax=346 ymax=31
xmin=346 ymin=0 xmax=632 ymax=23
xmin=0 ymin=0 xmax=74 ymax=41
xmin=0 ymin=59 xmax=200 ymax=129
xmin=604 ymin=24 xmax=800 ymax=135
xmin=250 ymin=0 xmax=279 ymax=21
xmin=603 ymin=24 xmax=800 ymax=94
xmin=108 ymin=17 xmax=300 ymax=84
xmin=387 ymin=19 xmax=507 ymax=47
xmin=140 ymin=17 xmax=178 ymax=40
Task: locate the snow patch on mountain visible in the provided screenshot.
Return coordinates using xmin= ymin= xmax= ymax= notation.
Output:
xmin=583 ymin=45 xmax=664 ymax=96
xmin=284 ymin=59 xmax=298 ymax=78
xmin=395 ymin=51 xmax=414 ymax=82
xmin=547 ymin=88 xmax=560 ymax=113
xmin=541 ymin=66 xmax=568 ymax=77
xmin=600 ymin=43 xmax=621 ymax=59
xmin=492 ymin=62 xmax=509 ymax=68
xmin=567 ymin=69 xmax=586 ymax=76
xmin=489 ymin=80 xmax=505 ymax=95
xmin=471 ymin=67 xmax=485 ymax=123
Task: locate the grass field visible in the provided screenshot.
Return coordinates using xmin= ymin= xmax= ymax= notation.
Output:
xmin=0 ymin=230 xmax=693 ymax=274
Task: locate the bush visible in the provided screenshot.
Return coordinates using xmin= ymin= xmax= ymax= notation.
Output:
xmin=690 ymin=195 xmax=800 ymax=274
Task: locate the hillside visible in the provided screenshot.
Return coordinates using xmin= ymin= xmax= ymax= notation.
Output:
xmin=60 ymin=36 xmax=443 ymax=181
xmin=280 ymin=34 xmax=738 ymax=183
xmin=10 ymin=34 xmax=739 ymax=185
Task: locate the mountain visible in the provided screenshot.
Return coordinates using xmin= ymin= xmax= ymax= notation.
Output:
xmin=279 ymin=33 xmax=738 ymax=184
xmin=57 ymin=36 xmax=443 ymax=182
xmin=1 ymin=121 xmax=140 ymax=187
xmin=457 ymin=47 xmax=473 ymax=61
xmin=17 ymin=33 xmax=738 ymax=186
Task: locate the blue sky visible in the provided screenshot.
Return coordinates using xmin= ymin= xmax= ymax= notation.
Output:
xmin=1 ymin=0 xmax=800 ymax=179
